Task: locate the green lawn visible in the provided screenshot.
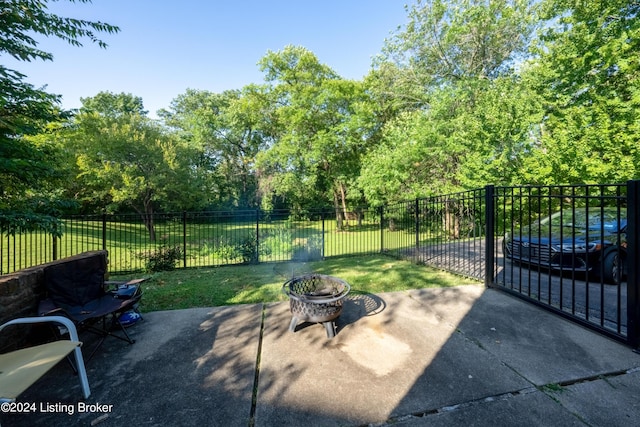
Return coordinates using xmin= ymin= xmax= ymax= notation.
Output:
xmin=116 ymin=254 xmax=481 ymax=312
xmin=3 ymin=215 xmax=441 ymax=274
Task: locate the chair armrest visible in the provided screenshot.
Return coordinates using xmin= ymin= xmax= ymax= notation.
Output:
xmin=0 ymin=316 xmax=81 ymax=342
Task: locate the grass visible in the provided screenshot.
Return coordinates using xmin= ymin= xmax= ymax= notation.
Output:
xmin=3 ymin=215 xmax=441 ymax=274
xmin=114 ymin=254 xmax=481 ymax=312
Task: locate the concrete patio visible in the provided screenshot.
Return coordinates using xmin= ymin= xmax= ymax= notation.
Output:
xmin=3 ymin=284 xmax=640 ymax=426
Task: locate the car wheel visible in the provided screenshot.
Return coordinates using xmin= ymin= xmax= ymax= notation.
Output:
xmin=603 ymin=251 xmax=624 ymax=285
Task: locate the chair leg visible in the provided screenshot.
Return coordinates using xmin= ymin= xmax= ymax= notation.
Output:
xmin=86 ymin=335 xmax=108 ymax=362
xmin=47 ymin=324 xmax=81 ymax=374
xmin=80 ymin=314 xmax=136 ymax=362
xmin=111 ymin=314 xmax=135 ymax=344
xmin=65 ymin=354 xmax=79 ymax=375
xmin=71 ymin=345 xmax=91 ymax=399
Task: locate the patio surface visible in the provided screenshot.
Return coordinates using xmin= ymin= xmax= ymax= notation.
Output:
xmin=3 ymin=284 xmax=640 ymax=426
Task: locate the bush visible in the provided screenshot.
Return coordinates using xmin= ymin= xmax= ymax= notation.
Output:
xmin=139 ymin=242 xmax=183 ymax=272
xmin=212 ymin=237 xmax=241 ymax=263
xmin=260 ymin=223 xmax=293 ymax=256
xmin=239 ymin=232 xmax=259 ymax=264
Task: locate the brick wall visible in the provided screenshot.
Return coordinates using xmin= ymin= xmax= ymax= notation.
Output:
xmin=0 ymin=267 xmax=46 ymax=323
xmin=0 ymin=250 xmax=108 ymax=352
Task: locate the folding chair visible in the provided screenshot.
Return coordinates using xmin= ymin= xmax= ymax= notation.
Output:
xmin=0 ymin=316 xmax=90 ymax=402
xmin=38 ymin=253 xmax=140 ymax=361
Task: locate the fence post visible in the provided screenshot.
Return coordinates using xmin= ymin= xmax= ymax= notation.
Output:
xmin=484 ymin=185 xmax=495 ymax=288
xmin=255 ymin=209 xmax=260 ymax=264
xmin=626 ymin=180 xmax=640 ymax=349
xmin=415 ymin=198 xmax=420 ymax=250
xmin=183 ymin=211 xmax=187 ymax=268
xmin=52 ymin=234 xmax=58 ymax=261
xmin=379 ymin=206 xmax=384 ymax=253
xmin=102 ymin=212 xmax=107 ymax=251
xmin=321 ymin=211 xmax=326 ymax=259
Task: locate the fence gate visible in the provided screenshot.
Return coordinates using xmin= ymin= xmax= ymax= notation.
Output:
xmin=486 ymin=183 xmax=640 ymax=348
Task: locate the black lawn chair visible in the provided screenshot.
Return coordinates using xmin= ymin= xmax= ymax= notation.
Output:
xmin=38 ymin=252 xmax=141 ymax=361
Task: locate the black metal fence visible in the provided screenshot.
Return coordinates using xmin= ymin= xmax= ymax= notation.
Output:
xmin=1 ymin=194 xmax=489 ymax=278
xmin=380 ymin=188 xmax=487 ymax=281
xmin=2 ymin=208 xmax=422 ymax=274
xmin=376 ymin=182 xmax=640 ymax=348
xmin=488 ymin=183 xmax=640 ymax=347
xmin=2 ymin=182 xmax=639 ymax=347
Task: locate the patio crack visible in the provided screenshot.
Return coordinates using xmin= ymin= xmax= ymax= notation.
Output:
xmin=248 ymin=303 xmax=266 ymax=427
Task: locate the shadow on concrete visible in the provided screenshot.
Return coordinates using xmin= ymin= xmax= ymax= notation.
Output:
xmin=4 ymin=305 xmax=263 ymax=427
xmin=386 ymin=287 xmax=640 ymax=425
xmin=3 ymin=286 xmax=640 ymax=427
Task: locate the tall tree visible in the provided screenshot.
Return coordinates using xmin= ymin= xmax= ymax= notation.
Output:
xmin=359 ymin=76 xmax=542 ymax=205
xmin=80 ymin=91 xmax=147 ymax=117
xmin=159 ymin=88 xmax=264 ymax=209
xmin=64 ymin=92 xmax=204 ymax=241
xmin=376 ymin=0 xmax=536 ymax=106
xmin=254 ymin=46 xmax=371 ymax=227
xmin=522 ymin=0 xmax=640 ymax=184
xmin=359 ymin=0 xmax=540 ymax=204
xmin=0 ymin=0 xmax=118 ymax=233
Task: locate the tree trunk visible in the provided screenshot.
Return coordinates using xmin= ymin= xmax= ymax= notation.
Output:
xmin=133 ymin=194 xmax=157 ymax=242
xmin=333 ymin=190 xmax=344 ymax=231
xmin=443 ymin=199 xmax=460 ymax=239
xmin=339 ymin=182 xmax=349 ymax=228
xmin=144 ymin=210 xmax=156 ymax=242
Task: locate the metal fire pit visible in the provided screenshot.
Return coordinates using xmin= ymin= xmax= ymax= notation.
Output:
xmin=282 ymin=274 xmax=351 ymax=339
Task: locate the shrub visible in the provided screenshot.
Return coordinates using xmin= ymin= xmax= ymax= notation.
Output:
xmin=139 ymin=242 xmax=183 ymax=272
xmin=239 ymin=232 xmax=259 ymax=264
xmin=212 ymin=237 xmax=241 ymax=263
xmin=260 ymin=223 xmax=293 ymax=256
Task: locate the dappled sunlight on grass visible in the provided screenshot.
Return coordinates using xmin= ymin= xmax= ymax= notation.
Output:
xmin=130 ymin=254 xmax=480 ymax=312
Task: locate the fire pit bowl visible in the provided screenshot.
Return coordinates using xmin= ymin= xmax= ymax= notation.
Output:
xmin=282 ymin=274 xmax=351 ymax=338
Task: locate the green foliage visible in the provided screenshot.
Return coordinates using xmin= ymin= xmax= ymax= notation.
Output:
xmin=159 ymin=88 xmax=263 ymax=209
xmin=359 ymin=110 xmax=450 ymax=205
xmin=360 ymin=0 xmax=542 ymax=206
xmin=191 ymin=231 xmax=293 ymax=265
xmin=212 ymin=240 xmax=237 ymax=263
xmin=0 ymin=212 xmax=62 ymax=237
xmin=10 ymin=0 xmax=640 ymax=220
xmin=0 ymin=0 xmax=117 ymax=234
xmin=60 ymin=92 xmax=209 ymax=239
xmin=0 ymin=0 xmax=118 ymax=62
xmin=359 ymin=76 xmax=543 ymax=205
xmin=260 ymin=223 xmax=294 ymax=255
xmin=239 ymin=232 xmax=259 ymax=264
xmin=522 ymin=0 xmax=640 ymax=184
xmin=376 ymin=0 xmax=537 ymax=102
xmin=80 ymin=91 xmax=147 ymax=117
xmin=254 ymin=45 xmax=373 ymax=213
xmin=0 ymin=0 xmax=118 ymax=123
xmin=0 ymin=134 xmax=60 ymax=203
xmin=139 ymin=241 xmax=183 ymax=272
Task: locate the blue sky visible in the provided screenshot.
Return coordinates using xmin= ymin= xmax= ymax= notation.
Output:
xmin=9 ymin=0 xmax=409 ymax=117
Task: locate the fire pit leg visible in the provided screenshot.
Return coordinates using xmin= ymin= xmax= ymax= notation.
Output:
xmin=323 ymin=321 xmax=336 ymax=339
xmin=288 ymin=316 xmax=299 ymax=333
